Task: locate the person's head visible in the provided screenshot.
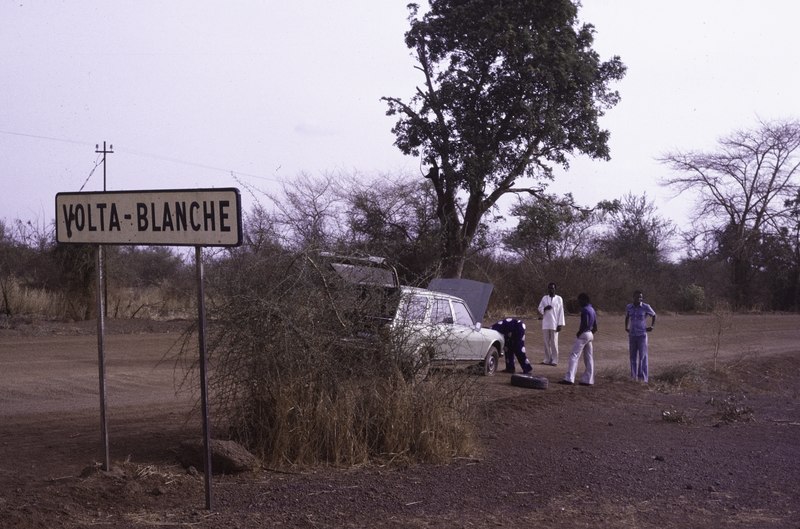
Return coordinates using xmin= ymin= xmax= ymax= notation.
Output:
xmin=633 ymin=290 xmax=643 ymax=305
xmin=547 ymin=282 xmax=556 ymax=295
xmin=577 ymin=292 xmax=590 ymax=307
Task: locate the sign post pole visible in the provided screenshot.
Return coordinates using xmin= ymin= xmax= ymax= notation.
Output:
xmin=195 ymin=245 xmax=214 ymax=510
xmin=95 ymin=244 xmax=110 ymax=471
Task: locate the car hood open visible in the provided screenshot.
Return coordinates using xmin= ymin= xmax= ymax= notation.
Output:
xmin=427 ymin=278 xmax=494 ymax=323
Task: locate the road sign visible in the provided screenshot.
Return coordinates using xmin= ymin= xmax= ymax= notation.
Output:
xmin=56 ymin=188 xmax=242 ymax=246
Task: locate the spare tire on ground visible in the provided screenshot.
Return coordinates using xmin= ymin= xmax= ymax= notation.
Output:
xmin=510 ymin=373 xmax=549 ymax=390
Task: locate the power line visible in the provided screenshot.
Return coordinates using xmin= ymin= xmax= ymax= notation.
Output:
xmin=0 ymin=128 xmax=93 ymax=147
xmin=118 ymin=146 xmax=284 ymax=184
xmin=0 ymin=128 xmax=285 ymax=185
xmin=78 ymin=154 xmax=104 ymax=192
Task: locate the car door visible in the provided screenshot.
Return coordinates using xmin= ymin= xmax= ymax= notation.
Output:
xmin=428 ymin=296 xmax=486 ymax=362
xmin=393 ymin=293 xmax=433 ymax=351
xmin=449 ymin=299 xmax=490 ymax=361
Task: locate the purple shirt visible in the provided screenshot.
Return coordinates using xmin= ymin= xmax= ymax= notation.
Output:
xmin=626 ymin=302 xmax=656 ymax=336
xmin=578 ymin=304 xmax=597 ymax=335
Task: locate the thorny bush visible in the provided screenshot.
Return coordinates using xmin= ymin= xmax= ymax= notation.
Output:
xmin=194 ymin=249 xmax=480 ymax=468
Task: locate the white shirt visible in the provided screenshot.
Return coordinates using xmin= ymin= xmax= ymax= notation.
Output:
xmin=538 ymin=294 xmax=565 ymax=330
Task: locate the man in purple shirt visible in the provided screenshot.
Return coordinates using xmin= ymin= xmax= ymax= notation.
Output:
xmin=560 ymin=293 xmax=597 ymax=385
xmin=625 ymin=290 xmax=657 ymax=382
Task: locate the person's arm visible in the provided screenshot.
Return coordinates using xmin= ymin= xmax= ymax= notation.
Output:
xmin=624 ymin=313 xmax=630 ymax=333
xmin=557 ymin=297 xmax=566 ymax=327
xmin=537 ymin=296 xmax=547 ymax=315
xmin=647 ymin=313 xmax=656 ymax=332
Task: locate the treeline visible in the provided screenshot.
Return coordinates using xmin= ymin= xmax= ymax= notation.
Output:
xmin=3 ymin=169 xmax=797 ymax=321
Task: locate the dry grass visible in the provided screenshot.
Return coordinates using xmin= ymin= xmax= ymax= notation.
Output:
xmin=651 ymin=363 xmax=711 ymax=391
xmin=107 ymin=286 xmax=194 ymax=320
xmin=231 ymin=371 xmax=478 ymax=468
xmin=0 ymin=277 xmax=192 ymax=321
xmin=0 ymin=278 xmax=70 ymax=318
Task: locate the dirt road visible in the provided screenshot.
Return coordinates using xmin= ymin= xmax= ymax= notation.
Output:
xmin=0 ymin=313 xmax=798 ymax=528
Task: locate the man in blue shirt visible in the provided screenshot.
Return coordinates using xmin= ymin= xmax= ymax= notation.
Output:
xmin=625 ymin=290 xmax=657 ymax=382
xmin=560 ymin=293 xmax=597 ymax=385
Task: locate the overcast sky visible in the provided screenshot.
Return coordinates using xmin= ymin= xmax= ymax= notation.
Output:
xmin=3 ymin=1 xmax=800 ymax=233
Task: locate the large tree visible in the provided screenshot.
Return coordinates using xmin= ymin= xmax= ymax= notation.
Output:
xmin=383 ymin=0 xmax=625 ymax=277
xmin=503 ymin=193 xmax=614 ymax=262
xmin=596 ymin=192 xmax=676 ymax=273
xmin=660 ymin=119 xmax=800 ymax=307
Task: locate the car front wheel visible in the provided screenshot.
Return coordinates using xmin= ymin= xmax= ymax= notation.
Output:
xmin=482 ymin=345 xmax=500 ymax=376
xmin=405 ymin=345 xmax=433 ymax=383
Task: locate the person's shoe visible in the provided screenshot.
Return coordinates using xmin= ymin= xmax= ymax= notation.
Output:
xmin=547 ymin=362 xmax=558 ymax=366
xmin=503 ymin=368 xmax=516 ymax=374
xmin=522 ymin=369 xmax=533 ymax=375
xmin=558 ymin=379 xmax=573 ymax=385
xmin=578 ymin=382 xmax=593 ymax=386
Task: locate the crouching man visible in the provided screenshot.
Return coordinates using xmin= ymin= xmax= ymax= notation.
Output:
xmin=491 ymin=318 xmax=533 ymax=374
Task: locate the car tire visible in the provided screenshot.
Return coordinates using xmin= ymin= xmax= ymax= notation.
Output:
xmin=482 ymin=345 xmax=500 ymax=376
xmin=510 ymin=373 xmax=549 ymax=390
xmin=409 ymin=345 xmax=433 ymax=383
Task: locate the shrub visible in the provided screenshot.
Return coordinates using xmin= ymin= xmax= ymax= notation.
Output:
xmin=195 ymin=249 xmax=480 ymax=467
xmin=680 ymin=284 xmax=706 ymax=312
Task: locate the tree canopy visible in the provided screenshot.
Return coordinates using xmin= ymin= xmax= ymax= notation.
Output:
xmin=503 ymin=192 xmax=612 ymax=262
xmin=383 ymin=0 xmax=625 ymax=277
xmin=596 ymin=192 xmax=676 ymax=272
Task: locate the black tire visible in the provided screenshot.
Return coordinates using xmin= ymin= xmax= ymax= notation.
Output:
xmin=510 ymin=373 xmax=549 ymax=390
xmin=482 ymin=345 xmax=500 ymax=376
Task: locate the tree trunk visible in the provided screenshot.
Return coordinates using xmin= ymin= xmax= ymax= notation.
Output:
xmin=731 ymin=255 xmax=751 ymax=310
xmin=438 ymin=191 xmax=485 ymax=279
xmin=440 ymin=251 xmax=465 ymax=278
xmin=439 ymin=226 xmax=467 ymax=278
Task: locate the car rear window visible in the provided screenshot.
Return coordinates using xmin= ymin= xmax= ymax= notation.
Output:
xmin=397 ymin=295 xmax=429 ymax=322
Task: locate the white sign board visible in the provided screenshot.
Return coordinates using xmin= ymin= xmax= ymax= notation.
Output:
xmin=56 ymin=188 xmax=242 ymax=246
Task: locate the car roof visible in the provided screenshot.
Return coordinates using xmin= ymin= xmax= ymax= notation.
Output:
xmin=399 ymin=285 xmax=458 ymax=299
xmin=400 ymin=286 xmax=473 ymax=306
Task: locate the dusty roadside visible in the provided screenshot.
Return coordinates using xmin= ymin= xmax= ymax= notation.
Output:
xmin=0 ymin=314 xmax=798 ymax=528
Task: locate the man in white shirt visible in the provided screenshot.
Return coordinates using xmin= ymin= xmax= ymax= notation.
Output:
xmin=537 ymin=282 xmax=565 ymax=365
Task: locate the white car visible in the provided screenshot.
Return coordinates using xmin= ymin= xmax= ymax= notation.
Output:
xmin=392 ymin=286 xmax=504 ymax=376
xmin=321 ymin=253 xmax=504 ymax=377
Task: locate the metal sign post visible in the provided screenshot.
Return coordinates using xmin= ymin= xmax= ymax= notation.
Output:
xmin=195 ymin=245 xmax=214 ymax=510
xmin=95 ymin=244 xmax=110 ymax=471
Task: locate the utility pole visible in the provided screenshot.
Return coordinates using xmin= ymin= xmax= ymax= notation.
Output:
xmin=95 ymin=141 xmax=114 ymax=191
xmin=93 ymin=141 xmax=113 ymax=471
xmin=94 ymin=142 xmax=113 ymax=318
